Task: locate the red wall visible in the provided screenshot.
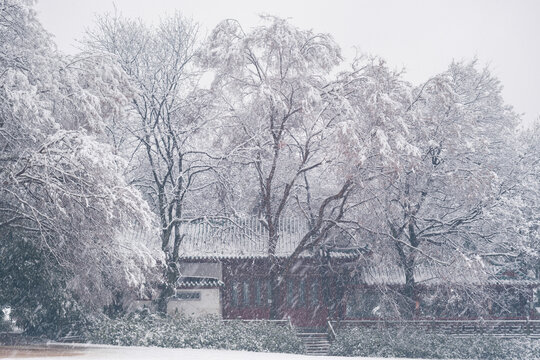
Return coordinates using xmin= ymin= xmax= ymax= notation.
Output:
xmin=221 ymin=258 xmax=333 ymax=327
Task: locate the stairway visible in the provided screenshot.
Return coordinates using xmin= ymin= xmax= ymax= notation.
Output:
xmin=297 ymin=330 xmax=332 ymax=356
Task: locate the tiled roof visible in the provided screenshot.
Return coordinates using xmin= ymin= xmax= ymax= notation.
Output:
xmin=353 ymin=264 xmax=540 ymax=286
xmin=177 ymin=276 xmax=224 ymax=288
xmin=177 ymin=217 xmax=358 ymax=259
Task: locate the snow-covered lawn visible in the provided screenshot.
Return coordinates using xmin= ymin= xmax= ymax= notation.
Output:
xmin=0 ymin=343 xmax=422 ymax=360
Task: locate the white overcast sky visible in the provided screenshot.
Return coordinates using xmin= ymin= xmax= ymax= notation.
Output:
xmin=35 ymin=0 xmax=540 ymax=126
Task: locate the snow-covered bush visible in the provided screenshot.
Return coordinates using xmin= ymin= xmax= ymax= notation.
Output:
xmin=329 ymin=327 xmax=540 ymax=359
xmin=84 ymin=312 xmax=304 ymax=354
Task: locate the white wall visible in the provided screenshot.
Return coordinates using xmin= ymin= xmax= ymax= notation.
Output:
xmin=167 ymin=288 xmax=221 ymax=317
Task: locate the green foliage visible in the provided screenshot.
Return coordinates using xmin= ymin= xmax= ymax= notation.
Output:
xmin=84 ymin=312 xmax=304 ymax=354
xmin=0 ymin=318 xmax=13 ymax=332
xmin=329 ymin=327 xmax=540 ymax=359
xmin=0 ymin=232 xmax=89 ymax=339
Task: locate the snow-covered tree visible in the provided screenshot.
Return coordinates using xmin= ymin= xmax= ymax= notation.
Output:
xmin=202 ymin=16 xmax=357 ymax=318
xmin=0 ymin=0 xmax=158 ymax=334
xmin=85 ymin=12 xmax=224 ymax=311
xmin=504 ymin=121 xmax=540 ymax=274
xmin=342 ymin=58 xmax=526 ymax=316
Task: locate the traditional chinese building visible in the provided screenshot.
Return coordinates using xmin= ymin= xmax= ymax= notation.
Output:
xmin=166 ymin=218 xmax=540 ymax=327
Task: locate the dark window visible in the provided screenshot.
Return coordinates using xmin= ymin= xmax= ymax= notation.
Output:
xmin=311 ymin=281 xmax=319 ymax=307
xmin=175 ymin=291 xmax=201 ymax=300
xmin=287 ymin=279 xmax=294 ymax=306
xmin=231 ymin=281 xmax=239 ymax=307
xmin=255 ymin=279 xmax=263 ymax=306
xmin=322 ymin=281 xmax=334 ymax=317
xmin=298 ymin=280 xmax=305 ymax=307
xmin=243 ymin=281 xmax=250 ymax=306
xmin=267 ymin=279 xmax=272 ymax=305
xmin=323 ymin=282 xmax=331 ymax=306
xmin=254 ymin=280 xmax=260 ymax=306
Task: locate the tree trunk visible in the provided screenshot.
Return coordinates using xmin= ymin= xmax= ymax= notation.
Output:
xmin=157 ymin=156 xmax=185 ymax=314
xmin=268 ymin=258 xmax=282 ymax=319
xmin=403 ymin=258 xmax=417 ymax=318
xmin=395 ymin=235 xmax=417 ymax=318
xmin=267 ymin=218 xmax=284 ymax=320
xmin=157 ymin=255 xmax=180 ymax=313
xmin=392 ymin=218 xmax=420 ymax=318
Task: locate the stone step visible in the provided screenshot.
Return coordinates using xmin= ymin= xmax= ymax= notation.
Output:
xmin=303 ymin=339 xmax=330 ymax=343
xmin=305 ymin=344 xmax=330 ymax=347
xmin=303 ymin=340 xmax=329 ymax=343
xmin=298 ymin=331 xmax=331 ymax=356
xmin=306 ymin=344 xmax=330 ymax=347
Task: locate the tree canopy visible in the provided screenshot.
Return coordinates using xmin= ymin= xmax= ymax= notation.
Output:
xmin=0 ymin=0 xmax=159 ymax=335
xmin=0 ymin=0 xmax=538 ymax=331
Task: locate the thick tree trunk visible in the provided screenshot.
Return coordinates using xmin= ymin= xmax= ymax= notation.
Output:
xmin=335 ymin=268 xmax=352 ymax=320
xmin=157 ymin=157 xmax=185 ymax=314
xmin=319 ymin=251 xmax=333 ymax=317
xmin=403 ymin=258 xmax=417 ymax=318
xmin=268 ymin=259 xmax=282 ymax=319
xmin=157 ymin=218 xmax=183 ymax=313
xmin=267 ymin=219 xmax=284 ymax=319
xmin=157 ymin=256 xmax=180 ymax=313
xmin=392 ymin=218 xmax=420 ymax=319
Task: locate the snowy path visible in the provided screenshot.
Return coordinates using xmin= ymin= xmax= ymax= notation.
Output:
xmin=0 ymin=343 xmax=425 ymax=360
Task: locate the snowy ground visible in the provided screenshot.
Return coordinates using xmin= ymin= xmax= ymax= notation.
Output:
xmin=0 ymin=343 xmax=425 ymax=360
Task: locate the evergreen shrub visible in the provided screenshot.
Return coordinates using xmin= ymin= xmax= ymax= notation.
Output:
xmin=84 ymin=312 xmax=304 ymax=354
xmin=329 ymin=327 xmax=540 ymax=359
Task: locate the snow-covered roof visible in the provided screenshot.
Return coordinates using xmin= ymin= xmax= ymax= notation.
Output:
xmin=177 ymin=217 xmax=360 ymax=260
xmin=354 ymin=264 xmax=540 ymax=286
